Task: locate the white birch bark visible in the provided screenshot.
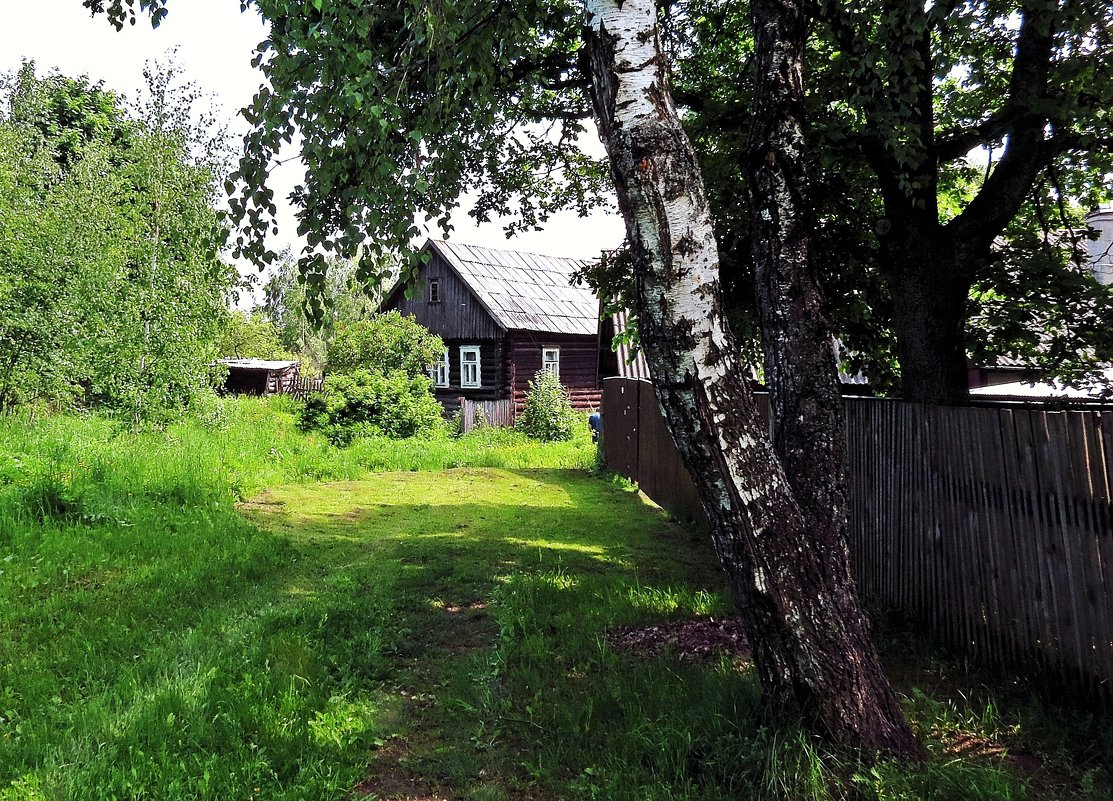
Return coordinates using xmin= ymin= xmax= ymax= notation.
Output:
xmin=583 ymin=0 xmax=921 ymax=757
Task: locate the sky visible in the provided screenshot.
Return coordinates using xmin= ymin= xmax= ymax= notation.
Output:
xmin=1 ymin=1 xmax=625 ymax=295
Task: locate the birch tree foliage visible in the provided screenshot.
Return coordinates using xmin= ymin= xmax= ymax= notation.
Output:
xmin=0 ymin=63 xmax=234 ymax=420
xmin=85 ymin=0 xmax=608 ymax=314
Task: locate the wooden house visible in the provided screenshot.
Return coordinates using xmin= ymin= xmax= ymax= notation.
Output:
xmin=379 ymin=239 xmax=603 ymax=413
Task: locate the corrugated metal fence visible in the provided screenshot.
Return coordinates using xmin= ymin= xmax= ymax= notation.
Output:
xmin=602 ymin=377 xmax=1113 ymax=705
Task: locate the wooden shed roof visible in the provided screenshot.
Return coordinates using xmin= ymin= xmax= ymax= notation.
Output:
xmin=427 ymin=240 xmax=599 ymax=336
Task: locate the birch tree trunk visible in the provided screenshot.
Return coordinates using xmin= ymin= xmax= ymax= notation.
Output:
xmin=584 ymin=0 xmax=921 ymax=759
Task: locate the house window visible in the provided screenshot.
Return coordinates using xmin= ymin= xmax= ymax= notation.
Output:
xmin=542 ymin=347 xmax=560 ymax=379
xmin=460 ymin=345 xmax=481 ymax=388
xmin=431 ymin=347 xmax=449 ymax=387
xmin=428 ymin=278 xmax=441 ymax=303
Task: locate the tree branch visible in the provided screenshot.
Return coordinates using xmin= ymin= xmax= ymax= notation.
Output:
xmin=948 ymin=3 xmax=1058 ymax=261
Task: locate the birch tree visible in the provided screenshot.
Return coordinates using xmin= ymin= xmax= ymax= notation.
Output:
xmin=583 ymin=0 xmax=918 ymax=758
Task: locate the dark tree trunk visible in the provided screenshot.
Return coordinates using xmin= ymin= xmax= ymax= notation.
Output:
xmin=744 ymin=0 xmax=922 ymax=755
xmin=584 ymin=0 xmax=922 ymax=759
xmin=880 ymin=220 xmax=972 ymax=406
xmin=745 ymin=0 xmax=846 ymax=536
xmin=856 ymin=4 xmax=1056 ymax=406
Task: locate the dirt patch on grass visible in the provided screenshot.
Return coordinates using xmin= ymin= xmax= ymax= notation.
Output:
xmin=442 ymin=602 xmax=488 ymax=614
xmin=607 ymin=617 xmax=749 ymax=664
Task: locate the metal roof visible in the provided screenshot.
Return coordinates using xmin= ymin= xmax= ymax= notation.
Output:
xmin=218 ymin=358 xmax=300 ymax=371
xmin=428 ymin=240 xmax=600 ymax=336
xmin=969 ymin=368 xmax=1113 ymax=400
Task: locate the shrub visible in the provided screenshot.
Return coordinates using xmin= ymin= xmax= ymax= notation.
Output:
xmin=300 ymin=369 xmax=444 ymax=445
xmin=517 ymin=369 xmax=579 ymax=442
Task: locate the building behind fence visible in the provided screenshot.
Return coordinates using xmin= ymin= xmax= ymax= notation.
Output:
xmin=601 ymin=377 xmax=1113 ymax=707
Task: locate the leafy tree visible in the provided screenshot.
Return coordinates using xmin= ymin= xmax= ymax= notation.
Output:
xmin=576 ymin=1 xmax=1112 ymax=399
xmin=300 ymin=311 xmax=444 ymax=442
xmin=327 ymin=312 xmax=444 ymax=379
xmin=0 ymin=125 xmax=117 ymax=409
xmin=259 ymin=251 xmax=394 ymax=373
xmin=301 ymin=369 xmax=444 ymax=445
xmin=819 ymin=0 xmax=1113 ymax=403
xmin=0 ymin=62 xmax=235 ymax=423
xmin=215 ymin=311 xmax=290 ymax=360
xmin=78 ymin=61 xmax=233 ymax=424
xmin=4 ymin=60 xmax=133 ymax=173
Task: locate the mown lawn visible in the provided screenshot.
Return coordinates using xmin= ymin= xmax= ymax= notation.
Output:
xmin=1 ymin=400 xmax=1109 ymax=800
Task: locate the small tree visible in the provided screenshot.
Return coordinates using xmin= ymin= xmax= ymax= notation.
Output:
xmin=302 ymin=312 xmax=445 ymax=443
xmin=215 ymin=311 xmax=290 ymax=360
xmin=517 ymin=368 xmax=578 ymax=442
xmin=327 ymin=312 xmax=443 ymax=379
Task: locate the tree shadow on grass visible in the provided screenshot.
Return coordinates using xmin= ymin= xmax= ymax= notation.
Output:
xmin=237 ymin=467 xmax=737 ymax=798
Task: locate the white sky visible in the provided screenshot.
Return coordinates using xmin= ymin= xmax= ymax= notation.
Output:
xmin=1 ymin=0 xmax=624 ymax=297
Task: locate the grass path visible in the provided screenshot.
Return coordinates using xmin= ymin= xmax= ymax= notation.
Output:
xmin=239 ymin=467 xmax=729 ymax=800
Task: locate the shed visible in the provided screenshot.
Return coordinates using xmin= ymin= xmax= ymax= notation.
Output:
xmin=219 ymin=358 xmax=302 ymax=396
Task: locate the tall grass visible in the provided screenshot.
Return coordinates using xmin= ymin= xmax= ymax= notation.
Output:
xmin=1 ymin=398 xmax=1106 ymax=800
xmin=0 ymin=397 xmax=595 ymax=801
xmin=0 ymin=395 xmax=595 ymax=515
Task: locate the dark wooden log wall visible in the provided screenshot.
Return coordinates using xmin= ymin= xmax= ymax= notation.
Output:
xmin=506 ymin=331 xmax=599 ymax=394
xmin=434 ymin=339 xmax=504 ymax=412
xmin=505 ymin=331 xmax=601 ymax=411
xmin=383 ymin=253 xmax=501 ymax=340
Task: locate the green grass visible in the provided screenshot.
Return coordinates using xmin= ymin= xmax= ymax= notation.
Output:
xmin=0 ymin=398 xmax=1108 ymax=800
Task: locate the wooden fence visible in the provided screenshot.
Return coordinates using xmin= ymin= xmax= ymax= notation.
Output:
xmin=601 ymin=377 xmax=1113 ymax=705
xmin=459 ymin=397 xmax=515 ymax=433
xmin=287 ymin=375 xmax=324 ymax=401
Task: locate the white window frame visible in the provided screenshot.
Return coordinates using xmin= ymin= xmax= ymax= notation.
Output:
xmin=460 ymin=345 xmax=481 ymax=388
xmin=432 ymin=347 xmax=449 ymax=388
xmin=542 ymin=347 xmax=560 ymax=379
xmin=428 ymin=278 xmax=441 ymax=303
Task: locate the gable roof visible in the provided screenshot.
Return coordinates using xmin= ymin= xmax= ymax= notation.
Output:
xmin=425 ymin=239 xmax=599 ymax=336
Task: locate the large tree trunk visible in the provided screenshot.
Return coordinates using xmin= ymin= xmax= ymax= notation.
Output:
xmin=584 ymin=0 xmax=921 ymax=759
xmin=745 ymin=0 xmax=846 ymax=538
xmin=863 ymin=5 xmax=1056 ymax=406
xmin=882 ymin=222 xmax=972 ymax=406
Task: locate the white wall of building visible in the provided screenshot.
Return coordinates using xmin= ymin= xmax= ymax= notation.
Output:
xmin=1087 ymin=205 xmax=1113 ymax=285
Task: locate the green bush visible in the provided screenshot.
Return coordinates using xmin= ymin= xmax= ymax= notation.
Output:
xmin=327 ymin=312 xmax=444 ymax=378
xmin=517 ymin=368 xmax=580 ymax=442
xmin=300 ymin=369 xmax=444 ymax=445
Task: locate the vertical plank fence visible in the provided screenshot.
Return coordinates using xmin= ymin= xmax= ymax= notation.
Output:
xmin=459 ymin=397 xmax=515 ymax=433
xmin=601 ymin=377 xmax=1113 ymax=707
xmin=287 ymin=375 xmax=324 ymax=401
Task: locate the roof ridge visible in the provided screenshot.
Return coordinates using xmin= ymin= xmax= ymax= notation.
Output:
xmin=428 ymin=238 xmax=595 ymax=266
